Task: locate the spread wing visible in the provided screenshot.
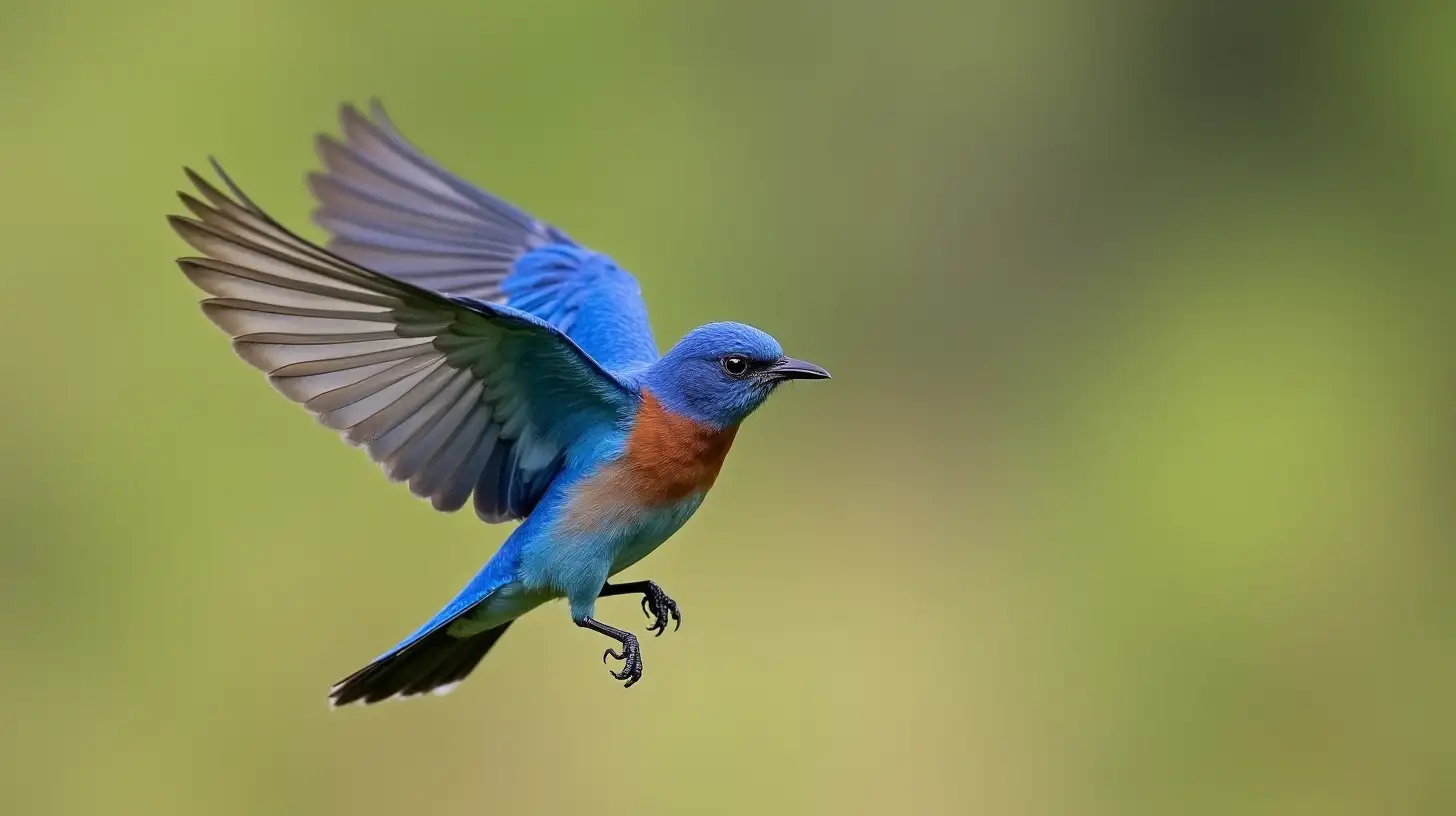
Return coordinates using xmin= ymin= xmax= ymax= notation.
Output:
xmin=308 ymin=100 xmax=658 ymax=370
xmin=170 ymin=163 xmax=636 ymax=523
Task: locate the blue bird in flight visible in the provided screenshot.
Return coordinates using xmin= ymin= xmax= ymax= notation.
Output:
xmin=168 ymin=100 xmax=830 ymax=706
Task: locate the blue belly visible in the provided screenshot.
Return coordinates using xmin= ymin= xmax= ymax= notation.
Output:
xmin=501 ymin=490 xmax=708 ymax=620
xmin=608 ymin=494 xmax=706 ymax=576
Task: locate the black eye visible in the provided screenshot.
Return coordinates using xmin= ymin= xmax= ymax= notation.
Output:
xmin=720 ymin=355 xmax=750 ymax=377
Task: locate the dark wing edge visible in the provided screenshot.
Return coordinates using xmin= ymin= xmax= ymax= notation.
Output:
xmin=169 ymin=161 xmax=633 ymax=522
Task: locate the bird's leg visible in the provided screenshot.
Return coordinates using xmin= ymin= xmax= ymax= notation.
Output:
xmin=598 ymin=580 xmax=682 ymax=636
xmin=576 ymin=617 xmax=643 ymax=688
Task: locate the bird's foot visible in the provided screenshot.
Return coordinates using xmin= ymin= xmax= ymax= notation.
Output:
xmin=602 ymin=633 xmax=643 ymax=688
xmin=577 ymin=616 xmax=645 ymax=688
xmin=640 ymin=582 xmax=682 ymax=637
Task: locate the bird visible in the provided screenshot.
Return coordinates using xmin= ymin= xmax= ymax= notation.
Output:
xmin=167 ymin=100 xmax=830 ymax=707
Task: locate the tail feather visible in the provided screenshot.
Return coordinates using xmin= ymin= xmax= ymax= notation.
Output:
xmin=329 ymin=621 xmax=512 ymax=707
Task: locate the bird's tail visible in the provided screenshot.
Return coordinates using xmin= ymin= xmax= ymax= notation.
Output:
xmin=328 ymin=621 xmax=512 ymax=708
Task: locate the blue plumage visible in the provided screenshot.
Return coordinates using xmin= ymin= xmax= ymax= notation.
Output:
xmin=170 ymin=101 xmax=829 ymax=706
xmin=503 ymin=246 xmax=659 ymax=371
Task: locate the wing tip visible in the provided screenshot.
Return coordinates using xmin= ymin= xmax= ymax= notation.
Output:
xmin=174 ymin=255 xmax=211 ymax=288
xmin=166 ymin=212 xmax=194 ymax=235
xmin=314 ymin=132 xmax=348 ymax=167
xmin=181 ymin=165 xmax=209 ymax=195
xmin=368 ymin=97 xmax=397 ymax=131
xmin=205 ymin=157 xmax=261 ymax=212
xmin=168 ymin=214 xmax=212 ymax=251
xmin=336 ymin=97 xmax=389 ymax=124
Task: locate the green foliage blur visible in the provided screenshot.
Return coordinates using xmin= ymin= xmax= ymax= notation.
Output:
xmin=2 ymin=1 xmax=1452 ymax=813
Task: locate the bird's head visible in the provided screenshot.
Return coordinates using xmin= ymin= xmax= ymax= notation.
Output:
xmin=644 ymin=322 xmax=831 ymax=429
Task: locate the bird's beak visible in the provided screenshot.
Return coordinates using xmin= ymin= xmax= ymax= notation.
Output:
xmin=767 ymin=357 xmax=832 ymax=381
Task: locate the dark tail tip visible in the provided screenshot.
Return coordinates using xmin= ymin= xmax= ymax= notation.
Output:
xmin=329 ymin=621 xmax=512 ymax=708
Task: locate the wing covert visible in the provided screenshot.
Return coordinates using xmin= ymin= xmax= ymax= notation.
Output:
xmin=308 ymin=100 xmax=659 ymax=370
xmin=171 ymin=164 xmax=635 ymax=523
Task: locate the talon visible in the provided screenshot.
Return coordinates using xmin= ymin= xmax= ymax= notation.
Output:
xmin=603 ymin=636 xmax=643 ymax=687
xmin=637 ymin=583 xmax=682 ymax=637
xmin=580 ymin=617 xmax=645 ymax=688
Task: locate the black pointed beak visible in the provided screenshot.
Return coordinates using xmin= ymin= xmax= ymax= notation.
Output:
xmin=767 ymin=357 xmax=831 ymax=381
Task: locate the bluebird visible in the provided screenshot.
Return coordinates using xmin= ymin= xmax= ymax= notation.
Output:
xmin=168 ymin=100 xmax=830 ymax=706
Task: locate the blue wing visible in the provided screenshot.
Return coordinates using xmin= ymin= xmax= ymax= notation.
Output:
xmin=171 ymin=164 xmax=636 ymax=523
xmin=308 ymin=100 xmax=659 ymax=370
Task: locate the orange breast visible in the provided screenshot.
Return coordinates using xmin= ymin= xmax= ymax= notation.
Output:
xmin=561 ymin=391 xmax=738 ymax=532
xmin=620 ymin=391 xmax=739 ymax=503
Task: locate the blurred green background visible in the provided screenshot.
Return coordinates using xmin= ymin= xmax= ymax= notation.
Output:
xmin=2 ymin=1 xmax=1453 ymax=814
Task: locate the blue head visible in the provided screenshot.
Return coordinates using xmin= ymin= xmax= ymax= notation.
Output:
xmin=642 ymin=322 xmax=831 ymax=428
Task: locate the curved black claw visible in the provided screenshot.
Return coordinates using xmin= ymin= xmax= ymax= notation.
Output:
xmin=598 ymin=580 xmax=684 ymax=638
xmin=641 ymin=583 xmax=682 ymax=637
xmin=602 ymin=634 xmax=643 ymax=687
xmin=578 ymin=616 xmax=645 ymax=688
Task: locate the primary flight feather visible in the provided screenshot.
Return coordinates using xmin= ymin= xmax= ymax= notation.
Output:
xmin=170 ymin=101 xmax=829 ymax=706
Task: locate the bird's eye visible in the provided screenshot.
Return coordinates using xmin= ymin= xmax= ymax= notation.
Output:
xmin=720 ymin=355 xmax=750 ymax=377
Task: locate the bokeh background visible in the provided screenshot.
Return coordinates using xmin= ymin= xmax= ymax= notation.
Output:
xmin=2 ymin=1 xmax=1452 ymax=814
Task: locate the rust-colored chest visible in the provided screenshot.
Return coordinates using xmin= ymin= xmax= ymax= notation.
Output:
xmin=560 ymin=392 xmax=739 ymax=535
xmin=618 ymin=392 xmax=739 ymax=505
